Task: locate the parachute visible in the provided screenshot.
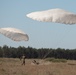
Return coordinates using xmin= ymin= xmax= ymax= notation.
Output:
xmin=26 ymin=8 xmax=76 ymax=25
xmin=0 ymin=27 xmax=29 ymax=41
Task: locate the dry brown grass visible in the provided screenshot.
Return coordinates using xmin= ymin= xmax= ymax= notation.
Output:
xmin=0 ymin=58 xmax=76 ymax=75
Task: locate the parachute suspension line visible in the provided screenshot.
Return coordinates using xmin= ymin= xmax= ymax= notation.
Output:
xmin=43 ymin=50 xmax=52 ymax=59
xmin=42 ymin=26 xmax=72 ymax=59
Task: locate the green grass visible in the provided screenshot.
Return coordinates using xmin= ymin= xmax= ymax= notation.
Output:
xmin=45 ymin=57 xmax=67 ymax=63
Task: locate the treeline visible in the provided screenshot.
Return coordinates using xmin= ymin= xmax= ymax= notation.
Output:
xmin=0 ymin=45 xmax=76 ymax=60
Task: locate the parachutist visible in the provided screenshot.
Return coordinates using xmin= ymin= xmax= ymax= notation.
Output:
xmin=22 ymin=55 xmax=26 ymax=65
xmin=32 ymin=60 xmax=39 ymax=65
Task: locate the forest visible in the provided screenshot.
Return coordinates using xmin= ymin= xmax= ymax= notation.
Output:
xmin=0 ymin=45 xmax=76 ymax=60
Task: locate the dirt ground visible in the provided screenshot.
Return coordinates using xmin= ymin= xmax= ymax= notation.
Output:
xmin=0 ymin=58 xmax=76 ymax=75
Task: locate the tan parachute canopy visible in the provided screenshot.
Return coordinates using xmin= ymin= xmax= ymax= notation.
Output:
xmin=0 ymin=27 xmax=29 ymax=41
xmin=26 ymin=8 xmax=76 ymax=25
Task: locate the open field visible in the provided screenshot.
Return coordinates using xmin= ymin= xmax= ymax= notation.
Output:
xmin=0 ymin=58 xmax=76 ymax=75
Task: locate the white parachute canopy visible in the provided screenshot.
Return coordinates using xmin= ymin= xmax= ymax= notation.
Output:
xmin=0 ymin=27 xmax=29 ymax=41
xmin=26 ymin=8 xmax=76 ymax=25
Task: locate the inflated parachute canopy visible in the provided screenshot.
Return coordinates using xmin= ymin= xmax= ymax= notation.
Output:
xmin=26 ymin=8 xmax=76 ymax=25
xmin=0 ymin=27 xmax=29 ymax=41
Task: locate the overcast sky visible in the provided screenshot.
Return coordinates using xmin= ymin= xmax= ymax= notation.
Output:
xmin=0 ymin=0 xmax=76 ymax=49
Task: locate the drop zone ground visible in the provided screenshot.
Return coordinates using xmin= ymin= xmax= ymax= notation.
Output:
xmin=0 ymin=58 xmax=76 ymax=75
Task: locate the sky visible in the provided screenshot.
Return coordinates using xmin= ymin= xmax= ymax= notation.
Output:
xmin=0 ymin=0 xmax=76 ymax=49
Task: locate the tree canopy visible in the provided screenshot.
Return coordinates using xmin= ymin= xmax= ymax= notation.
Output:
xmin=0 ymin=45 xmax=76 ymax=60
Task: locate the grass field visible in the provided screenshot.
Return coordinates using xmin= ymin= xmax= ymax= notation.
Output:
xmin=0 ymin=58 xmax=76 ymax=75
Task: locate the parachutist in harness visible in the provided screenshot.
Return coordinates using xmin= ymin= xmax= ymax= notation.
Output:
xmin=22 ymin=55 xmax=26 ymax=65
xmin=32 ymin=60 xmax=39 ymax=65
